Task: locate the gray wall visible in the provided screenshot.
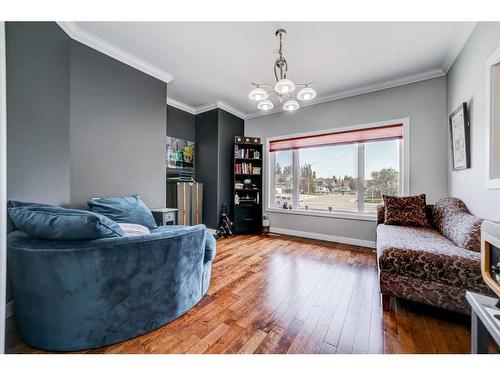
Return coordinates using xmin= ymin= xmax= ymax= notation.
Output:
xmin=245 ymin=77 xmax=448 ymax=244
xmin=447 ymin=22 xmax=500 ymax=220
xmin=5 ymin=22 xmax=71 ymax=304
xmin=70 ymin=41 xmax=167 ymax=208
xmin=167 ymin=105 xmax=195 ymax=142
xmin=195 ymin=109 xmax=244 ymax=228
xmin=217 ymin=109 xmax=244 ymax=219
xmin=195 ymin=109 xmax=219 ymax=228
xmin=6 ymin=22 xmax=71 ymax=207
xmin=6 ymin=22 xmax=167 ymax=211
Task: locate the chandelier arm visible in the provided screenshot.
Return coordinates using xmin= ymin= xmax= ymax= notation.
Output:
xmin=295 ymin=82 xmax=314 ymax=87
xmin=251 ymin=83 xmax=274 ymax=89
xmin=282 ymin=59 xmax=288 ymax=79
xmin=274 ymin=58 xmax=281 ymax=82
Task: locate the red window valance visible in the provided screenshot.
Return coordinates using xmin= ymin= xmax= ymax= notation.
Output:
xmin=269 ymin=124 xmax=403 ymax=152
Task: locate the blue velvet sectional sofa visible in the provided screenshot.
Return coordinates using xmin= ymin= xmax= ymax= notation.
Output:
xmin=8 ymin=224 xmax=216 ymax=351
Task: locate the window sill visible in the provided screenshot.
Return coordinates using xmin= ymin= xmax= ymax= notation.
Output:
xmin=265 ymin=208 xmax=377 ymax=222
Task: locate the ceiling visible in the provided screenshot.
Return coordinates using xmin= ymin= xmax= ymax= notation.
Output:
xmin=71 ymin=22 xmax=476 ymax=118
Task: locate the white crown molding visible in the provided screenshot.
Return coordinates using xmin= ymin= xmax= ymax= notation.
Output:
xmin=166 ymin=96 xmax=196 ymax=114
xmin=194 ymin=102 xmax=218 ymax=114
xmin=57 ymin=22 xmax=174 ymax=84
xmin=246 ymin=68 xmax=445 ymax=120
xmin=216 ymin=100 xmax=247 ymax=119
xmin=166 ymin=97 xmax=247 ymax=119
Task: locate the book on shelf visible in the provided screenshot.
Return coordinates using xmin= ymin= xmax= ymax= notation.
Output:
xmin=235 ymin=147 xmax=261 ymax=160
xmin=234 ymin=162 xmax=260 ymax=174
xmin=252 ymin=167 xmax=261 ymax=175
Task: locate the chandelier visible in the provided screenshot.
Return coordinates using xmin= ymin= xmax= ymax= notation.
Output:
xmin=248 ymin=28 xmax=316 ymax=112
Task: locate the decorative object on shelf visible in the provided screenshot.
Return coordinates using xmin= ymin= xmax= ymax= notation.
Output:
xmin=235 ymin=136 xmax=261 ymax=145
xmin=248 ymin=29 xmax=317 ymax=112
xmin=449 ymin=102 xmax=471 ymax=171
xmin=215 ymin=201 xmax=235 ymax=239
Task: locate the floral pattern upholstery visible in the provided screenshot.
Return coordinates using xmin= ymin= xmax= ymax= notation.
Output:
xmin=379 ymin=273 xmax=477 ymax=314
xmin=383 ymin=194 xmax=430 ymax=227
xmin=431 ymin=197 xmax=483 ymax=252
xmin=377 ymin=204 xmax=434 ymax=227
xmin=377 ymin=207 xmax=493 ymax=314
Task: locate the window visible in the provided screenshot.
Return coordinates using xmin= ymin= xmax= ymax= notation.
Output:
xmin=268 ymin=123 xmax=405 ymax=216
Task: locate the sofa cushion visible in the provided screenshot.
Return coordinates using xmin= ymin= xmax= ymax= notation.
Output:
xmin=383 ymin=194 xmax=429 ymax=227
xmin=87 ymin=194 xmax=157 ymax=230
xmin=8 ymin=206 xmax=124 ymax=240
xmin=431 ymin=197 xmax=482 ymax=252
xmin=377 ymin=224 xmax=488 ymax=292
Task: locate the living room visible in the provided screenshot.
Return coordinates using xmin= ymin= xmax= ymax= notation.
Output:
xmin=1 ymin=0 xmax=500 ymax=373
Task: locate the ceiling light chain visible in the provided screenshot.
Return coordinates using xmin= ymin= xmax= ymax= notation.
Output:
xmin=248 ymin=29 xmax=317 ymax=112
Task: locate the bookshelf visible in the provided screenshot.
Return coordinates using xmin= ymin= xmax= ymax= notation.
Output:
xmin=233 ymin=136 xmax=263 ymax=234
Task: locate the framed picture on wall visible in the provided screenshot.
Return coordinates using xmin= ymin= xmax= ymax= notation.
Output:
xmin=449 ymin=102 xmax=471 ymax=171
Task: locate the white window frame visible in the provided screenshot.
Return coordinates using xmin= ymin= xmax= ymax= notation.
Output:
xmin=265 ymin=118 xmax=410 ymax=221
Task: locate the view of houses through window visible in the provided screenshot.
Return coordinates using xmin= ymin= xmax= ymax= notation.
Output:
xmin=270 ymin=137 xmax=401 ymax=214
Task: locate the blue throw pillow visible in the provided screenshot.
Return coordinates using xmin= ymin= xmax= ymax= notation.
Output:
xmin=87 ymin=194 xmax=158 ymax=230
xmin=8 ymin=206 xmax=124 ymax=240
xmin=7 ymin=200 xmax=55 ymax=209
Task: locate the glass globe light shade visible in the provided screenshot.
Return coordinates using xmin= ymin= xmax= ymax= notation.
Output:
xmin=248 ymin=87 xmax=268 ymax=101
xmin=274 ymin=78 xmax=296 ymax=95
xmin=257 ymin=99 xmax=274 ymax=111
xmin=283 ymin=99 xmax=300 ymax=111
xmin=297 ymin=86 xmax=317 ymax=101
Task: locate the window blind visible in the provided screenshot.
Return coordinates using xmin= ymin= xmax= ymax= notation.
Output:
xmin=269 ymin=124 xmax=403 ymax=152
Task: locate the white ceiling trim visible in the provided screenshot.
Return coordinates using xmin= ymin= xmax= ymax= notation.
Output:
xmin=166 ymin=97 xmax=196 ymax=114
xmin=57 ymin=21 xmax=174 ymax=84
xmin=194 ymin=102 xmax=218 ymax=114
xmin=245 ymin=67 xmax=445 ymax=120
xmin=216 ymin=101 xmax=247 ymax=119
xmin=166 ymin=97 xmax=247 ymax=119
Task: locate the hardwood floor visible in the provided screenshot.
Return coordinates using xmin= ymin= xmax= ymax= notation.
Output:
xmin=6 ymin=234 xmax=500 ymax=354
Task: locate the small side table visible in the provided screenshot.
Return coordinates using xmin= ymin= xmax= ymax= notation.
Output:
xmin=151 ymin=208 xmax=178 ymax=226
xmin=466 ymin=291 xmax=500 ymax=353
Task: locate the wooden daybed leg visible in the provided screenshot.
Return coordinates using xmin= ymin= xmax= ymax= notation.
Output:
xmin=382 ymin=293 xmax=394 ymax=312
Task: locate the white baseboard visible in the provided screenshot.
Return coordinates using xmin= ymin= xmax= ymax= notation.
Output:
xmin=6 ymin=300 xmax=14 ymax=319
xmin=270 ymin=227 xmax=376 ymax=249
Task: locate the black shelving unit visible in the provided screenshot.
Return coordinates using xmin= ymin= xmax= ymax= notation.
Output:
xmin=232 ymin=136 xmax=263 ymax=234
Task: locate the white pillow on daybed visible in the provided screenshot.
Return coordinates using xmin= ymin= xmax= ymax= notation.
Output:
xmin=118 ymin=223 xmax=151 ymax=236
